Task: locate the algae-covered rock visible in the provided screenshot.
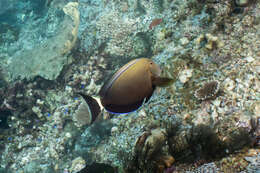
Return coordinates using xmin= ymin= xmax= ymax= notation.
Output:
xmin=3 ymin=1 xmax=80 ymax=81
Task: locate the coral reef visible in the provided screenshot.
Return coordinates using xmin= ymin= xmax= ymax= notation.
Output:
xmin=0 ymin=0 xmax=259 ymax=172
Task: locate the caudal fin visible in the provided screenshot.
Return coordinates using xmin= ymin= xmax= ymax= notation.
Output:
xmin=77 ymin=93 xmax=101 ymax=124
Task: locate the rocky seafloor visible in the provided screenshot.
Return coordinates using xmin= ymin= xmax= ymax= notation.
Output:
xmin=0 ymin=0 xmax=259 ymax=172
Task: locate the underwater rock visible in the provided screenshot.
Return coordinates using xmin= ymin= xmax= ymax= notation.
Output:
xmin=131 ymin=128 xmax=171 ymax=172
xmin=133 ymin=131 xmax=151 ymax=156
xmin=146 ymin=129 xmax=166 ymax=154
xmin=4 ymin=1 xmax=80 ymax=81
xmin=195 ymin=33 xmax=224 ymax=50
xmin=70 ymin=157 xmax=86 ymax=173
xmin=167 ymin=113 xmax=254 ymax=164
xmin=62 ymin=2 xmax=80 ymax=55
xmin=134 ymin=128 xmax=167 ymax=161
xmin=219 ymin=151 xmax=250 ymax=172
xmin=168 ymin=129 xmax=191 ymax=156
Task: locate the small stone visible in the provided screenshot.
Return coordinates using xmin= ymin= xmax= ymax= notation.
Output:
xmin=245 ymin=56 xmax=255 ymax=63
xmin=65 ymin=86 xmax=73 ymax=93
xmin=111 ymin=126 xmax=118 ymax=134
xmin=244 ymin=156 xmax=256 ymax=163
xmin=195 ymin=34 xmax=205 ymax=45
xmin=65 ymin=132 xmax=72 ymax=138
xmin=223 ymin=78 xmax=235 ymax=91
xmin=157 ymin=31 xmax=166 ymax=40
xmin=32 ymin=106 xmax=40 ymax=114
xmin=198 ymin=33 xmax=224 ymax=50
xmin=212 ymin=99 xmax=221 ymax=107
xmin=179 ymin=69 xmax=193 ymax=83
xmin=205 ymin=34 xmax=216 ymax=50
xmin=54 ymin=164 xmax=59 ymax=171
xmin=183 ymin=113 xmax=191 ymax=121
xmin=36 ymin=99 xmax=44 ymax=105
xmin=70 ymin=157 xmax=86 ymax=173
xmin=180 ymin=37 xmax=189 ymax=45
xmin=206 ymin=33 xmax=218 ymax=41
xmin=32 ymin=106 xmax=43 ymax=118
xmin=139 ymin=109 xmax=147 ymax=118
xmin=217 ymin=107 xmax=225 ymax=114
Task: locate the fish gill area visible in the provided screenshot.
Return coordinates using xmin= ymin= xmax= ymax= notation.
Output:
xmin=0 ymin=0 xmax=259 ymax=172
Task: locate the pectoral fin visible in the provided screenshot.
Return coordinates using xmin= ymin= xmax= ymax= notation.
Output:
xmin=152 ymin=76 xmax=174 ymax=87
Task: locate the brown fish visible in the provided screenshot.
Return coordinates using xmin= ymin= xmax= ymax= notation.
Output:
xmin=99 ymin=58 xmax=173 ymax=114
xmin=149 ymin=18 xmax=163 ymax=30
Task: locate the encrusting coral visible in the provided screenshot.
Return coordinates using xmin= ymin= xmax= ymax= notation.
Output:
xmin=194 ymin=80 xmax=220 ymax=100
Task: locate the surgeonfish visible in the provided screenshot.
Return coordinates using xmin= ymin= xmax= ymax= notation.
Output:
xmin=79 ymin=58 xmax=174 ymax=123
xmin=99 ymin=58 xmax=173 ymax=113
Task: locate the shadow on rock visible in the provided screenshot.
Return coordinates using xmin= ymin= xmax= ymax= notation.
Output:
xmin=125 ymin=120 xmax=254 ymax=173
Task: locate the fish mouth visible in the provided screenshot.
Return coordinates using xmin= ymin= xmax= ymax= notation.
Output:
xmin=149 ymin=63 xmax=161 ymax=77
